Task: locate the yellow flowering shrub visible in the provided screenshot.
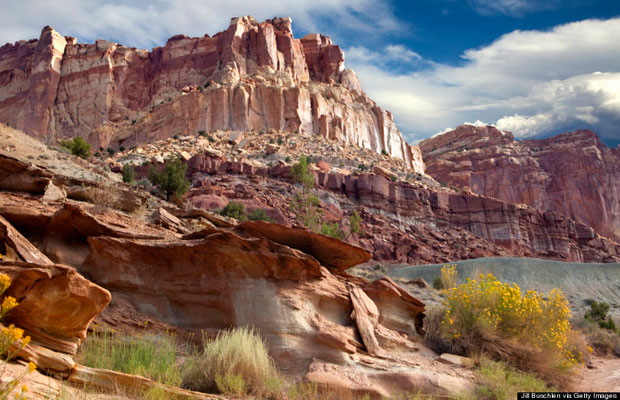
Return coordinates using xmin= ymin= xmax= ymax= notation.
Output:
xmin=440 ymin=264 xmax=458 ymax=290
xmin=442 ymin=273 xmax=581 ymax=369
xmin=0 ymin=273 xmax=36 ymax=399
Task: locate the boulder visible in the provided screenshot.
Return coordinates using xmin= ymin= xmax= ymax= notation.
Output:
xmin=0 ymin=262 xmax=111 ymax=354
xmin=0 ymin=155 xmax=52 ymax=193
xmin=0 ymin=215 xmax=53 ymax=265
xmin=236 ymin=220 xmax=371 ymax=272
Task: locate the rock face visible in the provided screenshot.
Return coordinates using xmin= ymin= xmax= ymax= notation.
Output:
xmin=1 ymin=261 xmax=111 ymax=354
xmin=0 ymin=17 xmax=424 ymax=172
xmin=79 ymin=224 xmax=474 ymax=397
xmin=419 ymin=126 xmax=620 ymax=242
xmin=185 ymin=153 xmax=620 ymax=264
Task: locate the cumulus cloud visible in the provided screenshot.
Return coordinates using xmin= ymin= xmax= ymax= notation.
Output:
xmin=345 ymin=18 xmax=620 ymax=144
xmin=0 ymin=0 xmax=401 ymax=49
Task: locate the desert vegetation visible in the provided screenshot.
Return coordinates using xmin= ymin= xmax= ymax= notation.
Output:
xmin=425 ymin=268 xmax=586 ymax=390
xmin=290 ymin=155 xmax=363 ymax=239
xmin=219 ymin=201 xmax=274 ymax=222
xmin=183 ymin=327 xmax=280 ymax=396
xmin=77 ymin=325 xmax=182 ymax=387
xmin=574 ymin=300 xmax=620 ymax=356
xmin=0 ymin=273 xmax=37 ymax=399
xmin=148 ymin=157 xmax=191 ymax=200
xmin=60 ymin=137 xmax=91 ymax=159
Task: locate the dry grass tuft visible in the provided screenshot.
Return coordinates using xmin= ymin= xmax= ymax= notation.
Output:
xmin=182 ymin=327 xmax=279 ymax=396
xmin=82 ymin=186 xmax=121 ymax=213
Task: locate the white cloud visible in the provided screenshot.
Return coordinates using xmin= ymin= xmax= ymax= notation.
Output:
xmin=468 ymin=0 xmax=561 ymax=17
xmin=0 ymin=0 xmax=401 ymax=49
xmin=346 ymin=44 xmax=424 ymax=70
xmin=345 ymin=18 xmax=620 ymax=144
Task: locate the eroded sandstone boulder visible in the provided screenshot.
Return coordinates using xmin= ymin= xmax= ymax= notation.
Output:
xmin=0 ymin=155 xmax=52 ymax=193
xmin=236 ymin=220 xmax=371 ymax=272
xmin=0 ymin=261 xmax=111 ymax=354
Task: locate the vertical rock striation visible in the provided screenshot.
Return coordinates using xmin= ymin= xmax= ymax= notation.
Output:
xmin=420 ymin=125 xmax=620 ymax=242
xmin=0 ymin=17 xmax=424 ymax=172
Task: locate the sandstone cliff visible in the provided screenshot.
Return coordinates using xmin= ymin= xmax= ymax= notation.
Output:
xmin=0 ymin=17 xmax=423 ymax=172
xmin=419 ymin=125 xmax=620 ymax=242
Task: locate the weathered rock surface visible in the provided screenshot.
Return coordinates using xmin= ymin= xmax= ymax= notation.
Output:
xmin=69 ymin=365 xmax=224 ymax=399
xmin=71 ymin=221 xmax=480 ymax=397
xmin=237 ymin=220 xmax=371 ymax=272
xmin=1 ymin=214 xmax=53 ymax=265
xmin=420 ymin=125 xmax=620 ymax=242
xmin=0 ymin=154 xmax=52 ymax=193
xmin=0 ymin=18 xmax=424 ymax=172
xmin=186 ymin=153 xmax=620 ymax=264
xmin=0 ymin=261 xmax=111 ymax=354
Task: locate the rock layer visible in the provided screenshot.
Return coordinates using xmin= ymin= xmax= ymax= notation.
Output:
xmin=185 ymin=153 xmax=620 ymax=263
xmin=0 ymin=17 xmax=423 ymax=172
xmin=419 ymin=126 xmax=620 ymax=242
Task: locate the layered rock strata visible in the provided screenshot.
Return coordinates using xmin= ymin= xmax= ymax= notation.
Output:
xmin=0 ymin=18 xmax=423 ymax=172
xmin=185 ymin=153 xmax=620 ymax=263
xmin=419 ymin=126 xmax=620 ymax=242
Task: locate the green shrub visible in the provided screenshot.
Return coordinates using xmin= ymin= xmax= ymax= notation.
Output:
xmin=285 ymin=156 xmax=291 ymax=163
xmin=122 ymin=164 xmax=136 ymax=183
xmin=290 ymin=155 xmax=314 ymax=194
xmin=182 ymin=327 xmax=278 ymax=396
xmin=248 ymin=209 xmax=274 ymax=222
xmin=220 ymin=201 xmax=246 ymax=220
xmin=148 ymin=157 xmax=191 ymax=200
xmin=321 ymin=222 xmax=343 ymax=239
xmin=119 ymin=145 xmax=125 ymax=152
xmin=277 ymin=137 xmax=284 ymax=145
xmin=432 ymin=277 xmax=443 ymax=290
xmin=77 ymin=327 xmax=181 ymax=386
xmin=290 ymin=193 xmax=322 ymax=232
xmin=107 ymin=147 xmax=115 ymax=156
xmin=349 ymin=210 xmax=362 ymax=235
xmin=585 ymin=301 xmax=617 ymax=331
xmin=381 ymin=149 xmax=388 ymax=155
xmin=60 ymin=137 xmax=91 ymax=159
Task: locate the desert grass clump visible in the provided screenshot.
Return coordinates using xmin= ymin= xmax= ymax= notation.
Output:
xmin=461 ymin=359 xmax=553 ymax=400
xmin=428 ymin=273 xmax=581 ymax=388
xmin=82 ymin=186 xmax=121 ymax=213
xmin=77 ymin=326 xmax=181 ymax=387
xmin=182 ymin=327 xmax=279 ymax=396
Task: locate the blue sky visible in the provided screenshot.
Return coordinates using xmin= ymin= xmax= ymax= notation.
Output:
xmin=2 ymin=0 xmax=620 ymax=146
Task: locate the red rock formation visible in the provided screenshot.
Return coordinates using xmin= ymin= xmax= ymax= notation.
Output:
xmin=186 ymin=153 xmax=620 ymax=264
xmin=0 ymin=17 xmax=423 ymax=172
xmin=420 ymin=125 xmax=620 ymax=242
xmin=1 ymin=261 xmax=111 ymax=354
